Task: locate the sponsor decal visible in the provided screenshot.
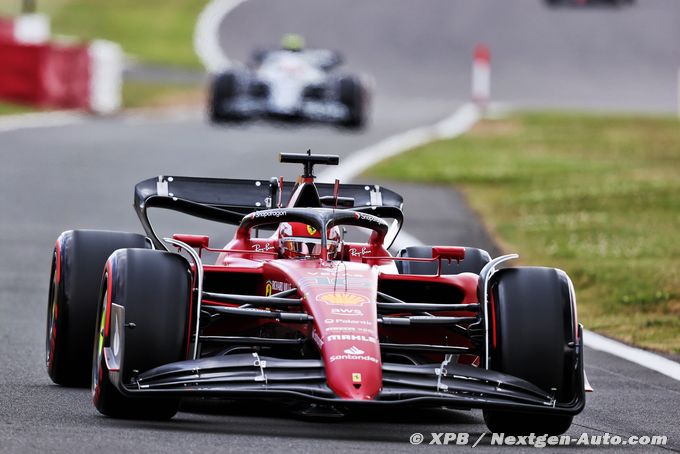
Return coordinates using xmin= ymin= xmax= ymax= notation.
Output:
xmin=344 ymin=346 xmax=365 ymax=355
xmin=326 ymin=326 xmax=374 ymax=334
xmin=253 ymin=243 xmax=275 ymax=253
xmin=352 ymin=372 xmax=362 ymax=383
xmin=306 ymin=225 xmax=318 ymax=236
xmin=349 ymin=247 xmax=370 ymax=257
xmin=326 ymin=326 xmax=375 ymax=336
xmin=327 ymin=334 xmax=377 ymax=344
xmin=299 ymin=276 xmax=372 ymax=288
xmin=353 ymin=212 xmax=381 ymax=223
xmin=317 ymin=292 xmax=369 ymax=306
xmin=330 ymin=308 xmax=363 ymax=316
xmin=252 ymin=209 xmax=287 ymax=219
xmin=329 ymin=354 xmax=379 ymax=364
xmin=272 ymin=280 xmax=292 ymax=292
xmin=264 ymin=280 xmax=292 ymax=296
xmin=324 ymin=318 xmax=372 ymax=326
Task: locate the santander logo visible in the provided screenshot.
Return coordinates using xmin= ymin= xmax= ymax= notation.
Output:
xmin=344 ymin=346 xmax=364 ymax=355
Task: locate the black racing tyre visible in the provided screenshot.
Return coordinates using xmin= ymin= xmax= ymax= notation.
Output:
xmin=338 ymin=76 xmax=366 ymax=129
xmin=395 ymin=246 xmax=490 ymax=275
xmin=483 ymin=267 xmax=580 ymax=435
xmin=209 ymin=71 xmax=240 ymax=122
xmin=92 ymin=248 xmax=191 ymax=419
xmin=46 ymin=230 xmax=149 ymax=387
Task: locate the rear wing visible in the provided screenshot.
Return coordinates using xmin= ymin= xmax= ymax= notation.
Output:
xmin=134 ymin=175 xmax=404 ymax=249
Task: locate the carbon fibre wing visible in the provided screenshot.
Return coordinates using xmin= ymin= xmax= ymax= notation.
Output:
xmin=134 ymin=176 xmax=404 ymax=249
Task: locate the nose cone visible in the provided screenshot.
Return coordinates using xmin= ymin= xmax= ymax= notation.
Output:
xmin=323 ymin=337 xmax=382 ymax=400
xmin=270 ymin=260 xmax=383 ymax=401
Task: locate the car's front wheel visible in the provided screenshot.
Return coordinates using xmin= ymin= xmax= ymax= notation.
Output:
xmin=482 ymin=267 xmax=582 ymax=435
xmin=338 ymin=76 xmax=367 ymax=129
xmin=210 ymin=71 xmax=245 ymax=123
xmin=92 ymin=248 xmax=192 ymax=419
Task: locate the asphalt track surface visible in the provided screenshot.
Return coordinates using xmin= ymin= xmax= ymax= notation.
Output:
xmin=1 ymin=1 xmax=680 ymax=452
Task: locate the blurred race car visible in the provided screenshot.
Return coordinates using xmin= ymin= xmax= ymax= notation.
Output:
xmin=209 ymin=34 xmax=370 ymax=129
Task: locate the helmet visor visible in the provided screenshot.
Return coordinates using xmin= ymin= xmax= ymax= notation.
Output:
xmin=282 ymin=237 xmax=338 ymax=258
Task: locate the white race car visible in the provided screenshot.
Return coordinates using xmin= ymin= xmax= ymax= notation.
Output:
xmin=209 ymin=45 xmax=370 ymax=129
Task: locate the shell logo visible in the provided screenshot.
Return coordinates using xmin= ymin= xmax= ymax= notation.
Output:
xmin=316 ymin=292 xmax=369 ymax=306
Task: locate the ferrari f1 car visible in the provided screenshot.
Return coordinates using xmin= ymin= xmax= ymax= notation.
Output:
xmin=209 ymin=40 xmax=370 ymax=129
xmin=46 ymin=152 xmax=586 ymax=434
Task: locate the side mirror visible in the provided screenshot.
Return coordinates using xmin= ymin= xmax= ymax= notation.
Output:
xmin=172 ymin=234 xmax=209 ymax=250
xmin=432 ymin=246 xmax=465 ymax=262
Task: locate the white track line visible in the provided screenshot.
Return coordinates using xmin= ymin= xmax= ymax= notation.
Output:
xmin=194 ymin=0 xmax=247 ymax=72
xmin=0 ymin=111 xmax=86 ymax=133
xmin=584 ymin=330 xmax=680 ymax=381
xmin=318 ymin=102 xmax=480 ymax=184
xmin=323 ymin=102 xmax=680 ymax=381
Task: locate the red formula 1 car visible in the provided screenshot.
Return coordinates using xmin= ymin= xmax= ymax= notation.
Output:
xmin=46 ymin=152 xmax=585 ymax=434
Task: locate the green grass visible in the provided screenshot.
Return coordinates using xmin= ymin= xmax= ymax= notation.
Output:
xmin=0 ymin=0 xmax=207 ymax=68
xmin=367 ymin=112 xmax=680 ymax=354
xmin=0 ymin=101 xmax=36 ymax=115
xmin=122 ymin=81 xmax=204 ymax=109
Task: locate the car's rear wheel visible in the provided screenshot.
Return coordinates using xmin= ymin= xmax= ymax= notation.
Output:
xmin=395 ymin=246 xmax=490 ymax=275
xmin=210 ymin=71 xmax=242 ymax=122
xmin=46 ymin=230 xmax=148 ymax=387
xmin=483 ymin=267 xmax=580 ymax=435
xmin=338 ymin=76 xmax=366 ymax=129
xmin=92 ymin=248 xmax=191 ymax=419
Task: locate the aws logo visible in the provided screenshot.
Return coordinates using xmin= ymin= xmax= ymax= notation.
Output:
xmin=317 ymin=292 xmax=369 ymax=306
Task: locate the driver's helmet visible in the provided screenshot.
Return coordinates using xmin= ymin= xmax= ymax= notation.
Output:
xmin=279 ymin=222 xmax=341 ymax=259
xmin=281 ymin=33 xmax=305 ymax=52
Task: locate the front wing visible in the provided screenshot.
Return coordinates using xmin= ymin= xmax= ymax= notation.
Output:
xmin=106 ymin=305 xmax=585 ymax=415
xmin=216 ymin=96 xmax=349 ymax=123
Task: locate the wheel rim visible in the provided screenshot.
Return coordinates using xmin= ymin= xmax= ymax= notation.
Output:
xmin=46 ymin=253 xmax=58 ymax=370
xmin=92 ymin=276 xmax=108 ymax=400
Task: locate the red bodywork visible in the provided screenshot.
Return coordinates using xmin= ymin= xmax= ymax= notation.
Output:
xmin=184 ymin=229 xmax=479 ymax=402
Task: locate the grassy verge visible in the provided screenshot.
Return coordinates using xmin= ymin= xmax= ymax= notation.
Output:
xmin=50 ymin=0 xmax=207 ymax=68
xmin=367 ymin=112 xmax=680 ymax=354
xmin=0 ymin=102 xmax=36 ymax=115
xmin=122 ymin=81 xmax=204 ymax=109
